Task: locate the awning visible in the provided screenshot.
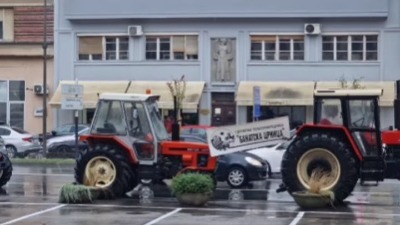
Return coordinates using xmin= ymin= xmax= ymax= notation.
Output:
xmin=236 ymin=81 xmax=316 ymax=106
xmin=315 ymin=81 xmax=395 ymax=107
xmin=126 ymin=81 xmax=205 ymax=109
xmin=49 ymin=80 xmax=130 ymax=108
xmin=49 ymin=80 xmax=205 ymax=109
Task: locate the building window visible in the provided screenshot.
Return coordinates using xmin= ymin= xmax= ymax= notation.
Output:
xmin=246 ymin=106 xmax=305 ymax=129
xmin=145 ymin=35 xmax=198 ymax=60
xmin=250 ymin=35 xmax=304 ymax=61
xmin=0 ymin=80 xmax=25 ymax=128
xmin=78 ymin=36 xmax=129 ymax=61
xmin=322 ymin=35 xmax=378 ymax=61
xmin=0 ymin=21 xmax=3 ymax=40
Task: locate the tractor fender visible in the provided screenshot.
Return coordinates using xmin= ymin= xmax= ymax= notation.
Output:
xmin=296 ymin=124 xmax=363 ymax=161
xmin=80 ymin=134 xmax=138 ymax=163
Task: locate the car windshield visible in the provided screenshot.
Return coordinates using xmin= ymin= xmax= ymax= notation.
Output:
xmin=78 ymin=128 xmax=89 ymax=135
xmin=55 ymin=125 xmax=71 ymax=133
xmin=11 ymin=127 xmax=28 ymax=134
xmin=146 ymin=99 xmax=169 ymax=141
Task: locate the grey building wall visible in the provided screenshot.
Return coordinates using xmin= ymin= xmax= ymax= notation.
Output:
xmin=54 ymin=0 xmax=400 ymax=128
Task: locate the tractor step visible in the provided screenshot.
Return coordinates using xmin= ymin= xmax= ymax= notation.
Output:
xmin=360 ymin=169 xmax=385 ymax=185
xmin=360 ymin=156 xmax=385 ymax=185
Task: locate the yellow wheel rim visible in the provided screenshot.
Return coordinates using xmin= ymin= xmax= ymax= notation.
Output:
xmin=296 ymin=148 xmax=341 ymax=191
xmin=84 ymin=156 xmax=116 ymax=188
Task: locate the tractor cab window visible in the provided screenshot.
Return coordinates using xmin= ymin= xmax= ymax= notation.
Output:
xmin=124 ymin=102 xmax=151 ymax=139
xmin=349 ymin=99 xmax=378 ymax=156
xmin=92 ymin=100 xmax=127 ymax=135
xmin=317 ymin=99 xmax=343 ymax=125
xmin=124 ymin=101 xmax=155 ymax=160
xmin=146 ymin=99 xmax=169 ymax=141
xmin=349 ymin=99 xmax=375 ymax=129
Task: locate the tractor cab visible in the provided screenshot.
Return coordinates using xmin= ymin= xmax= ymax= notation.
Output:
xmin=313 ymin=89 xmax=383 ymax=159
xmin=89 ymin=93 xmax=168 ymax=164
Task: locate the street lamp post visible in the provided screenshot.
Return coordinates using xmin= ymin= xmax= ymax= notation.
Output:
xmin=42 ymin=0 xmax=48 ymax=157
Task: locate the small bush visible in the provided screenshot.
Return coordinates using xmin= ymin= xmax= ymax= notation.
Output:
xmin=171 ymin=173 xmax=214 ymax=195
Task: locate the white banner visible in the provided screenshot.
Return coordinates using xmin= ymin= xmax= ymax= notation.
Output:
xmin=207 ymin=116 xmax=291 ymax=157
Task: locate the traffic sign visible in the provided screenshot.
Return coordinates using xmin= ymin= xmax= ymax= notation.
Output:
xmin=62 ymin=84 xmax=84 ymax=96
xmin=61 ymin=97 xmax=84 ymax=110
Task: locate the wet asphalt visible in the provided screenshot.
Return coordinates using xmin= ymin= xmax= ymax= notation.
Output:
xmin=1 ymin=165 xmax=400 ymax=225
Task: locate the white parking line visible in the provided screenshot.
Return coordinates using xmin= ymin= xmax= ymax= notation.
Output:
xmin=13 ymin=172 xmax=72 ymax=177
xmin=0 ymin=204 xmax=65 ymax=225
xmin=144 ymin=208 xmax=182 ymax=225
xmin=3 ymin=201 xmax=400 ymax=219
xmin=289 ymin=211 xmax=304 ymax=225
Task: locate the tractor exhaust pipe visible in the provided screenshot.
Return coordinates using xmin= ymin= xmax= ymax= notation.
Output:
xmin=171 ymin=95 xmax=180 ymax=141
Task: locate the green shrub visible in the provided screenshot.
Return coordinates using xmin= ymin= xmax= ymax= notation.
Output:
xmin=59 ymin=183 xmax=96 ymax=204
xmin=171 ymin=173 xmax=214 ymax=195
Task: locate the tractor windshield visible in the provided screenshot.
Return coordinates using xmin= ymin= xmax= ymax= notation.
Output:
xmin=146 ymin=99 xmax=169 ymax=141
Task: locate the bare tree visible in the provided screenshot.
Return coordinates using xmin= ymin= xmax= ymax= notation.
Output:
xmin=166 ymin=75 xmax=187 ymax=124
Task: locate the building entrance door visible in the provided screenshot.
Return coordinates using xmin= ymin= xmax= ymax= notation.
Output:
xmin=211 ymin=93 xmax=236 ymax=126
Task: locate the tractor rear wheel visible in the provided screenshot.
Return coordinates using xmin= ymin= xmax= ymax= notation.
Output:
xmin=0 ymin=153 xmax=12 ymax=187
xmin=75 ymin=143 xmax=137 ymax=198
xmin=281 ymin=132 xmax=358 ymax=202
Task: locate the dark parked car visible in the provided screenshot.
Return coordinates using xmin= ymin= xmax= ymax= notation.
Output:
xmin=46 ymin=128 xmax=89 ymax=158
xmin=179 ymin=134 xmax=268 ymax=188
xmin=36 ymin=124 xmax=90 ymax=144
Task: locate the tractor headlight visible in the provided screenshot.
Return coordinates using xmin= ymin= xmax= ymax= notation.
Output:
xmin=245 ymin=156 xmax=263 ymax=167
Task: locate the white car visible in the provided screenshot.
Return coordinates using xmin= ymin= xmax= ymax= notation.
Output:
xmin=0 ymin=125 xmax=42 ymax=158
xmin=247 ymin=129 xmax=296 ymax=176
xmin=247 ymin=141 xmax=291 ymax=177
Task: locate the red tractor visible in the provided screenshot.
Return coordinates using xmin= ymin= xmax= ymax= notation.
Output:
xmin=75 ymin=93 xmax=217 ymax=197
xmin=281 ymin=88 xmax=400 ymax=202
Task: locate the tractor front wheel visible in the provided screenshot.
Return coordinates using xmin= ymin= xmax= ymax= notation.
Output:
xmin=0 ymin=153 xmax=12 ymax=187
xmin=75 ymin=144 xmax=137 ymax=198
xmin=281 ymin=132 xmax=358 ymax=202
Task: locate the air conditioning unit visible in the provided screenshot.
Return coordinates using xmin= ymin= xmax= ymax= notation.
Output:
xmin=304 ymin=23 xmax=321 ymax=35
xmin=128 ymin=25 xmax=143 ymax=36
xmin=34 ymin=84 xmax=49 ymax=95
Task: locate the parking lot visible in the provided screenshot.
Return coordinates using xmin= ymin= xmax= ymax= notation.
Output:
xmin=2 ymin=165 xmax=400 ymax=225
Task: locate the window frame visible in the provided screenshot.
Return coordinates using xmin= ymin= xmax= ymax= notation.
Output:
xmin=321 ymin=33 xmax=379 ymax=62
xmin=246 ymin=105 xmax=306 ymax=128
xmin=77 ymin=34 xmax=130 ymax=61
xmin=145 ymin=34 xmax=199 ymax=61
xmin=250 ymin=34 xmax=305 ymax=61
xmin=0 ymin=21 xmax=3 ymax=40
xmin=0 ymin=80 xmax=25 ymax=128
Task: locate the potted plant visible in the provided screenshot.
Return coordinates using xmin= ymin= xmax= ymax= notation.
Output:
xmin=171 ymin=172 xmax=215 ymax=206
xmin=292 ymin=169 xmax=335 ymax=209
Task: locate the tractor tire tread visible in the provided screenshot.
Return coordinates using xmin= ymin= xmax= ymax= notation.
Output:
xmin=74 ymin=143 xmax=136 ymax=198
xmin=281 ymin=132 xmax=358 ymax=202
xmin=0 ymin=154 xmax=12 ymax=187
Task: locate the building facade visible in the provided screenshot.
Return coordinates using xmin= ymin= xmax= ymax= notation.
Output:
xmin=53 ymin=0 xmax=400 ymax=128
xmin=0 ymin=0 xmax=54 ymax=134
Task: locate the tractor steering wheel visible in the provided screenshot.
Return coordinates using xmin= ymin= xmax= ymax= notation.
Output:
xmin=352 ymin=117 xmax=365 ymax=127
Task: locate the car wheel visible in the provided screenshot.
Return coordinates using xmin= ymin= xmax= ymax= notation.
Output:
xmin=265 ymin=161 xmax=272 ymax=178
xmin=227 ymin=166 xmax=248 ymax=188
xmin=56 ymin=145 xmax=72 ymax=158
xmin=5 ymin=145 xmax=17 ymax=159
